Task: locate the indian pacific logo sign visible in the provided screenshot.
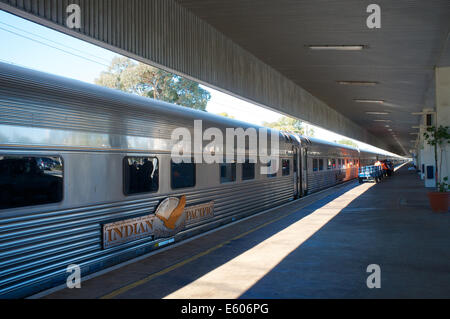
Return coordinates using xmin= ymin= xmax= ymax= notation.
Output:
xmin=152 ymin=195 xmax=187 ymax=238
xmin=102 ymin=195 xmax=213 ymax=249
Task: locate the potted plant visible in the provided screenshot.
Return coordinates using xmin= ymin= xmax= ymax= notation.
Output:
xmin=423 ymin=125 xmax=449 ymax=212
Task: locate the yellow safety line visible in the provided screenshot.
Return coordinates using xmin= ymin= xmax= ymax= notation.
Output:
xmin=100 ymin=173 xmax=376 ymax=299
xmin=100 ymin=208 xmax=302 ymax=299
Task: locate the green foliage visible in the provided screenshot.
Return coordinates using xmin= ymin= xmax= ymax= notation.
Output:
xmin=423 ymin=125 xmax=450 ymax=192
xmin=336 ymin=139 xmax=358 ymax=148
xmin=262 ymin=116 xmax=313 ymax=135
xmin=438 ymin=176 xmax=449 ymax=192
xmin=215 ymin=112 xmax=235 ymax=119
xmin=423 ymin=125 xmax=450 ymax=146
xmin=95 ymin=57 xmax=211 ymax=110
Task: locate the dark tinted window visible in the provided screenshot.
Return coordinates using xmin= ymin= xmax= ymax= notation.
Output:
xmin=171 ymin=160 xmax=196 ymax=189
xmin=319 ymin=159 xmax=324 ymax=171
xmin=242 ymin=160 xmax=255 ymax=180
xmin=220 ymin=161 xmax=236 ymax=183
xmin=123 ymin=157 xmax=159 ymax=195
xmin=313 ymin=159 xmax=318 ymax=172
xmin=332 ymin=159 xmax=336 ymax=169
xmin=282 ymin=159 xmax=290 ymax=176
xmin=0 ymin=155 xmax=63 ymax=209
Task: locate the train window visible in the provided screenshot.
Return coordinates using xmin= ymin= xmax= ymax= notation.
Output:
xmin=313 ymin=159 xmax=318 ymax=172
xmin=171 ymin=159 xmax=196 ymax=189
xmin=332 ymin=159 xmax=336 ymax=169
xmin=327 ymin=159 xmax=332 ymax=170
xmin=0 ymin=155 xmax=63 ymax=209
xmin=282 ymin=159 xmax=290 ymax=176
xmin=338 ymin=159 xmax=342 ymax=168
xmin=319 ymin=159 xmax=324 ymax=171
xmin=242 ymin=160 xmax=255 ymax=180
xmin=220 ymin=161 xmax=236 ymax=183
xmin=123 ymin=157 xmax=159 ymax=195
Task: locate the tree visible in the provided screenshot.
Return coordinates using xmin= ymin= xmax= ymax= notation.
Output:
xmin=215 ymin=112 xmax=235 ymax=119
xmin=262 ymin=116 xmax=314 ymax=136
xmin=95 ymin=57 xmax=211 ymax=110
xmin=303 ymin=124 xmax=315 ymax=137
xmin=336 ymin=139 xmax=358 ymax=148
xmin=423 ymin=125 xmax=450 ymax=192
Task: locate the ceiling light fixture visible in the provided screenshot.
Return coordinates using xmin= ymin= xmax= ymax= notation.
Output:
xmin=308 ymin=45 xmax=365 ymax=51
xmin=365 ymin=111 xmax=390 ymax=115
xmin=354 ymin=99 xmax=385 ymax=104
xmin=374 ymin=119 xmax=392 ymax=122
xmin=338 ymin=81 xmax=378 ymax=86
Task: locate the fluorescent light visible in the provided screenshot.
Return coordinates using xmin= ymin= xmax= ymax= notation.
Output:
xmin=385 ymin=125 xmax=390 ymax=127
xmin=388 ymin=129 xmax=393 ymax=131
xmin=308 ymin=45 xmax=365 ymax=51
xmin=338 ymin=81 xmax=378 ymax=86
xmin=374 ymin=119 xmax=391 ymax=122
xmin=354 ymin=99 xmax=385 ymax=104
xmin=365 ymin=111 xmax=390 ymax=115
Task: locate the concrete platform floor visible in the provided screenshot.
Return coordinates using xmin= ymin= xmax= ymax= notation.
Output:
xmin=43 ymin=165 xmax=450 ymax=299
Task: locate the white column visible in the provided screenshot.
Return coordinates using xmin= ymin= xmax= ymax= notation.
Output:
xmin=418 ymin=108 xmax=436 ymax=187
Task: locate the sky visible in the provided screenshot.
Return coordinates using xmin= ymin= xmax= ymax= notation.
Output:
xmin=0 ymin=9 xmax=399 ymax=156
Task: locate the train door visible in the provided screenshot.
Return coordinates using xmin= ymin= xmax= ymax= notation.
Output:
xmin=301 ymin=147 xmax=308 ymax=195
xmin=293 ymin=146 xmax=301 ymax=198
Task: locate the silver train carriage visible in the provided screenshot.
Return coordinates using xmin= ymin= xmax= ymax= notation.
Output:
xmin=0 ymin=62 xmax=401 ymax=298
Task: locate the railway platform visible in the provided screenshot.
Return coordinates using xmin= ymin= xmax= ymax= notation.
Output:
xmin=37 ymin=164 xmax=450 ymax=299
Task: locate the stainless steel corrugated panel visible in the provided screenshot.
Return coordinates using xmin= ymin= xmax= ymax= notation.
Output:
xmin=0 ymin=63 xmax=297 ymax=297
xmin=0 ymin=0 xmax=387 ymax=150
xmin=307 ymin=168 xmax=358 ymax=193
xmin=0 ymin=174 xmax=293 ymax=297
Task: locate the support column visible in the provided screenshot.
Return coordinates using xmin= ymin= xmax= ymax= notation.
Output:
xmin=419 ymin=108 xmax=436 ymax=188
